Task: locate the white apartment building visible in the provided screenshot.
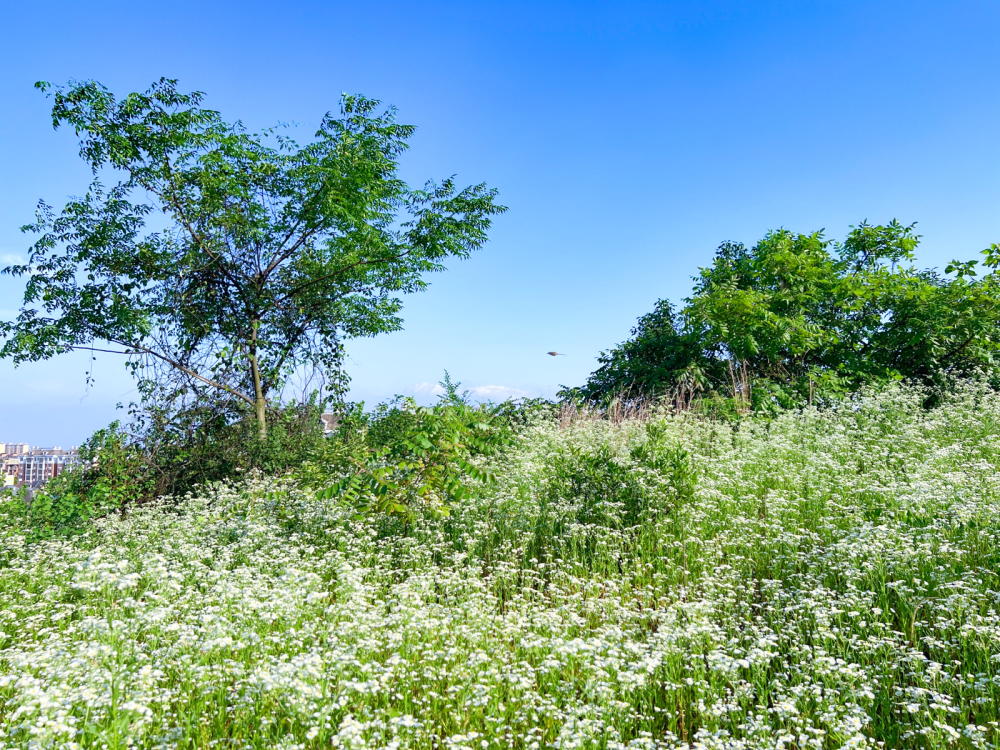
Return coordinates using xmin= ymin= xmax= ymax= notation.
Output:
xmin=1 ymin=447 xmax=83 ymax=484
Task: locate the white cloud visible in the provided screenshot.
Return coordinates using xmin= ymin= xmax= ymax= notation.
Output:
xmin=411 ymin=382 xmax=531 ymax=402
xmin=468 ymin=385 xmax=530 ymax=400
xmin=0 ymin=253 xmax=24 ymax=266
xmin=412 ymin=382 xmax=446 ymax=396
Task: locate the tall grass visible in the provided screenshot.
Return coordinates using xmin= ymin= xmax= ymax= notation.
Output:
xmin=1 ymin=382 xmax=999 ymax=749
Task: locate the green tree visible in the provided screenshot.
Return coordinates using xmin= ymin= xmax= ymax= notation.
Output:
xmin=562 ymin=300 xmax=719 ymax=406
xmin=575 ymin=221 xmax=1000 ymax=408
xmin=0 ymin=79 xmax=506 ymax=436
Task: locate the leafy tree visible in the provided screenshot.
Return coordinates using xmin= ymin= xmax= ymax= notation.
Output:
xmin=560 ymin=300 xmax=719 ymax=407
xmin=0 ymin=79 xmax=506 ymax=436
xmin=575 ymin=221 xmax=1000 ymax=409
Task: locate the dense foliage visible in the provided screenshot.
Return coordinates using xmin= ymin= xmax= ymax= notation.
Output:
xmin=0 ymin=78 xmax=505 ymax=435
xmin=572 ymin=222 xmax=1000 ymax=409
xmin=297 ymin=381 xmax=508 ymax=519
xmin=12 ymin=375 xmax=535 ymax=538
xmin=7 ymin=401 xmax=332 ymax=540
xmin=2 ymin=382 xmax=999 ymax=748
xmin=2 ymin=421 xmax=152 ymax=538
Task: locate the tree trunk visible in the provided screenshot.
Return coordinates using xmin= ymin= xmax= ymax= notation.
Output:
xmin=250 ymin=351 xmax=267 ymax=439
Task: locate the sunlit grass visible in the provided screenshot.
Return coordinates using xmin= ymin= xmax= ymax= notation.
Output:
xmin=2 ymin=382 xmax=999 ymax=749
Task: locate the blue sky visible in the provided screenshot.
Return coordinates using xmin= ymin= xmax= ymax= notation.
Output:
xmin=2 ymin=0 xmax=999 ymax=446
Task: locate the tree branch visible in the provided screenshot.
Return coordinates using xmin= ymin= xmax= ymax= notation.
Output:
xmin=277 ymin=247 xmax=416 ymax=304
xmin=70 ymin=341 xmax=256 ymax=407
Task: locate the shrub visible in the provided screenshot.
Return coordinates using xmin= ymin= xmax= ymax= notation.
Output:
xmin=141 ymin=399 xmax=330 ymax=496
xmin=301 ymin=374 xmax=533 ymax=519
xmin=4 ymin=421 xmax=150 ymax=538
xmin=8 ymin=400 xmax=332 ymax=539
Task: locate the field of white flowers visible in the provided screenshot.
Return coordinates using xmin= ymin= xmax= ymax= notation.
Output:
xmin=2 ymin=383 xmax=999 ymax=750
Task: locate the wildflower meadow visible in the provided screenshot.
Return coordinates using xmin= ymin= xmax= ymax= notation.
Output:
xmin=2 ymin=382 xmax=999 ymax=749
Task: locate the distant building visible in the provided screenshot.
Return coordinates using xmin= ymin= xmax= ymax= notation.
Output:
xmin=321 ymin=413 xmax=340 ymax=435
xmin=1 ymin=447 xmax=84 ymax=485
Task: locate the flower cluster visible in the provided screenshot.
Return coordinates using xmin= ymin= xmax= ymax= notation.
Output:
xmin=1 ymin=382 xmax=999 ymax=748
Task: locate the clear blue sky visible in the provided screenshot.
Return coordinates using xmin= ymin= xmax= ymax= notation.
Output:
xmin=2 ymin=0 xmax=999 ymax=446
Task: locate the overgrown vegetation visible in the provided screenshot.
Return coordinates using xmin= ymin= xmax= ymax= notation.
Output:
xmin=7 ymin=400 xmax=332 ymax=539
xmin=2 ymin=421 xmax=151 ymax=537
xmin=12 ymin=374 xmax=530 ymax=538
xmin=3 ymin=74 xmax=1000 ymax=750
xmin=296 ymin=374 xmax=512 ymax=519
xmin=2 ymin=381 xmax=999 ymax=748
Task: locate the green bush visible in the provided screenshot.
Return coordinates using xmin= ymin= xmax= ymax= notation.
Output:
xmin=3 ymin=421 xmax=150 ymax=539
xmin=573 ymin=222 xmax=1000 ymax=410
xmin=4 ymin=400 xmax=333 ymax=539
xmin=300 ymin=374 xmax=533 ymax=519
xmin=322 ymin=406 xmax=503 ymax=518
xmin=142 ymin=399 xmax=330 ymax=496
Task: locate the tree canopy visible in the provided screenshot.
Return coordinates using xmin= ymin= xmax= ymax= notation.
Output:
xmin=570 ymin=222 xmax=1000 ymax=409
xmin=0 ymin=78 xmax=505 ymax=435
